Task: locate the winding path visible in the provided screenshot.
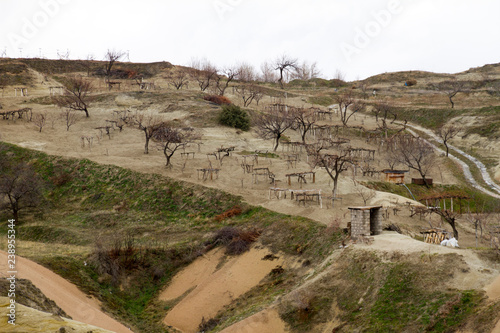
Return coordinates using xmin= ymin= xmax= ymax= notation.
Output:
xmin=404 ymin=123 xmax=500 ymax=199
xmin=0 ymin=251 xmax=133 ymax=333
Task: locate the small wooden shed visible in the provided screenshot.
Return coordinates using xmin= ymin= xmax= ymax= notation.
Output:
xmin=381 ymin=169 xmax=408 ymax=184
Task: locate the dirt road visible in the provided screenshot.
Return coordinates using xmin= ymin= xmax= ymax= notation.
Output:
xmin=0 ymin=250 xmax=133 ymax=333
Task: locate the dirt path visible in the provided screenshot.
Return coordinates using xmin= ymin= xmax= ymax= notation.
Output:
xmin=0 ymin=251 xmax=133 ymax=333
xmin=404 ymin=124 xmax=500 ymax=198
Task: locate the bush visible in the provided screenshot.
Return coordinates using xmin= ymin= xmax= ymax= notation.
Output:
xmin=203 ymin=94 xmax=232 ymax=105
xmin=405 ymin=79 xmax=417 ymax=86
xmin=218 ymin=105 xmax=250 ymax=131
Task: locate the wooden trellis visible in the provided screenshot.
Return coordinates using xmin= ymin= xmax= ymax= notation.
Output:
xmin=14 ymin=87 xmax=28 ymax=97
xmin=285 ymin=171 xmax=316 ymax=186
xmin=197 ymin=168 xmax=220 ymax=180
xmin=290 ymin=189 xmax=323 ymax=208
xmin=252 ymin=167 xmax=275 ymax=184
xmin=0 ymin=108 xmax=32 ymax=120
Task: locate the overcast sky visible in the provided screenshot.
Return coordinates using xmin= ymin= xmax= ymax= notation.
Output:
xmin=1 ymin=0 xmax=499 ymax=81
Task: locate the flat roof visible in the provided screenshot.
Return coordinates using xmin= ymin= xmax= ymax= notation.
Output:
xmin=348 ymin=206 xmax=383 ymax=210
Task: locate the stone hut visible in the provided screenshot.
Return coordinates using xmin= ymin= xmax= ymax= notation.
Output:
xmin=348 ymin=206 xmax=383 ymax=239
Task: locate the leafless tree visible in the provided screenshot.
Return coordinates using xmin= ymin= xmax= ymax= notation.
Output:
xmin=333 ymin=69 xmax=346 ymax=82
xmin=437 ymin=79 xmax=467 ymax=109
xmin=168 ymin=70 xmax=189 ymax=90
xmin=260 ymin=61 xmax=278 ymax=83
xmin=291 ymin=107 xmax=316 ymax=144
xmin=353 ymin=181 xmax=376 ymax=205
xmin=32 ymin=112 xmax=47 ymax=132
xmin=436 ymin=124 xmax=459 ymax=157
xmin=392 ymin=135 xmax=435 ymax=187
xmin=0 ymin=162 xmax=43 ymax=221
xmin=291 ymin=61 xmax=321 ymax=80
xmin=131 ymin=112 xmax=163 ymax=154
xmin=152 ymin=124 xmax=200 ymax=167
xmin=53 ymin=76 xmax=92 ymax=117
xmin=429 ymin=207 xmax=459 ymax=240
xmin=214 ymin=67 xmax=239 ymax=96
xmin=236 ymin=62 xmax=257 ymax=82
xmin=189 ymin=58 xmax=218 ymax=92
xmin=372 ymin=101 xmax=397 ymax=138
xmin=274 ymin=55 xmax=298 ymax=89
xmin=104 ymin=49 xmax=125 ymax=77
xmin=255 ymin=109 xmax=294 ymax=151
xmin=60 ymin=109 xmax=78 ymax=131
xmin=235 ymin=84 xmax=264 ymax=107
xmin=307 ymin=142 xmax=354 ymax=199
xmin=335 ymin=90 xmax=364 ymax=126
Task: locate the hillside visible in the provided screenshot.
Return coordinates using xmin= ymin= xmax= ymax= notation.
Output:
xmin=0 ymin=58 xmax=500 ymax=332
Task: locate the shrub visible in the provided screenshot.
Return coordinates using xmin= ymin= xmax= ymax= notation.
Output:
xmin=405 ymin=79 xmax=417 ymax=86
xmin=218 ymin=105 xmax=250 ymax=131
xmin=203 ymin=94 xmax=232 ymax=105
xmin=206 ymin=226 xmax=261 ymax=255
xmin=214 ymin=205 xmax=242 ymax=222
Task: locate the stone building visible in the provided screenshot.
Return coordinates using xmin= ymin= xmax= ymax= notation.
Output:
xmin=348 ymin=206 xmax=383 ymax=239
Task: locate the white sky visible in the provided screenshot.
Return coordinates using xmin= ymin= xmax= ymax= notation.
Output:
xmin=1 ymin=0 xmax=499 ymax=81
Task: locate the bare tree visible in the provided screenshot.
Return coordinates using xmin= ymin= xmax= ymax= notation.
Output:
xmin=308 ymin=142 xmax=354 ymax=199
xmin=335 ymin=90 xmax=364 ymax=126
xmin=429 ymin=207 xmax=459 ymax=240
xmin=291 ymin=61 xmax=321 ymax=80
xmin=152 ymin=124 xmax=200 ymax=167
xmin=353 ymin=181 xmax=376 ymax=205
xmin=189 ymin=58 xmax=218 ymax=92
xmin=214 ymin=67 xmax=239 ymax=96
xmin=372 ymin=101 xmax=397 ymax=138
xmin=82 ymin=53 xmax=95 ymax=77
xmin=0 ymin=162 xmax=43 ymax=221
xmin=292 ymin=107 xmax=316 ymax=144
xmin=235 ymin=84 xmax=264 ymax=107
xmin=274 ymin=55 xmax=298 ymax=89
xmin=333 ymin=69 xmax=346 ymax=82
xmin=60 ymin=109 xmax=78 ymax=131
xmin=255 ymin=109 xmax=294 ymax=151
xmin=32 ymin=112 xmax=47 ymax=132
xmin=436 ymin=124 xmax=459 ymax=157
xmin=236 ymin=62 xmax=257 ymax=82
xmin=168 ymin=70 xmax=189 ymax=90
xmin=392 ymin=135 xmax=435 ymax=188
xmin=53 ymin=76 xmax=93 ymax=117
xmin=437 ymin=79 xmax=467 ymax=109
xmin=131 ymin=112 xmax=163 ymax=154
xmin=260 ymin=61 xmax=278 ymax=83
xmin=104 ymin=49 xmax=125 ymax=77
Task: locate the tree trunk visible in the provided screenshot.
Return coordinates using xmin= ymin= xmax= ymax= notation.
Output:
xmin=447 ymin=217 xmax=459 ymax=240
xmin=84 ymin=108 xmax=89 ymax=118
xmin=273 ymin=134 xmax=280 ymax=152
xmin=144 ymin=133 xmax=150 ymax=154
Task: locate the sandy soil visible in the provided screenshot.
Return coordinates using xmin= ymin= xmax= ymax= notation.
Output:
xmin=161 ymin=246 xmax=285 ymax=333
xmin=0 ymin=251 xmax=133 ymax=333
xmin=219 ymin=308 xmax=286 ymax=333
xmin=0 ymin=297 xmax=114 ymax=332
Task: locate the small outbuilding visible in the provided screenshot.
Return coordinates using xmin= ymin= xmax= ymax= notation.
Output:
xmin=348 ymin=206 xmax=383 ymax=239
xmin=381 ymin=169 xmax=408 ymax=184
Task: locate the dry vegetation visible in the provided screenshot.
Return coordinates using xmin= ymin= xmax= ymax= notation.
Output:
xmin=1 ymin=57 xmax=500 ymax=332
